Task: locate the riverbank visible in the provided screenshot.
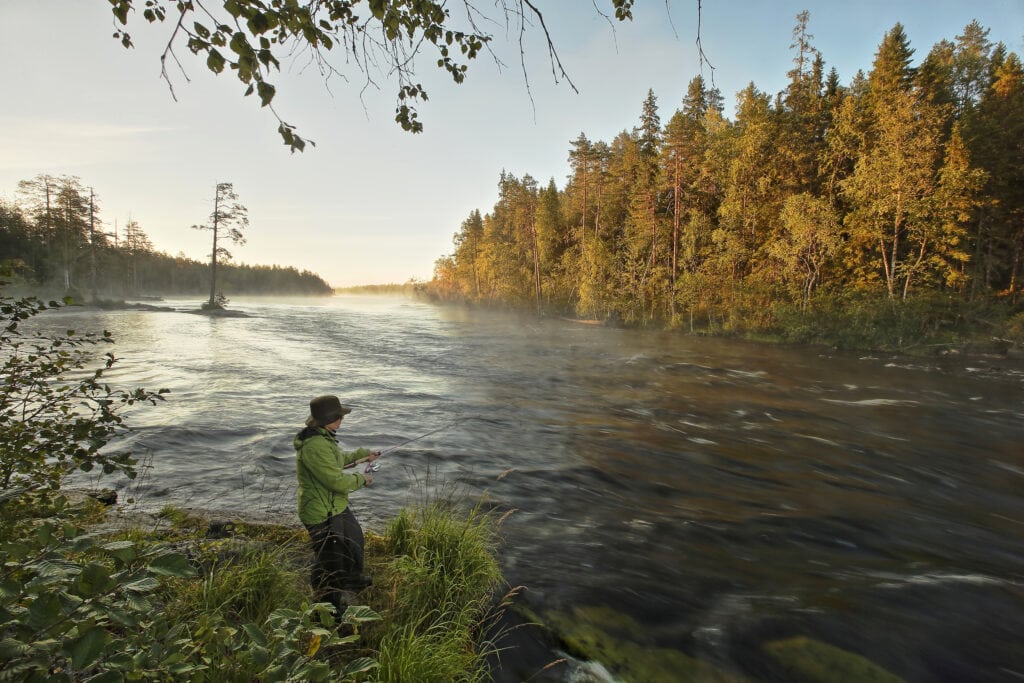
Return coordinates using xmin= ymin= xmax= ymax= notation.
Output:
xmin=420 ymin=289 xmax=1024 ymax=359
xmin=1 ymin=487 xmax=509 ymax=682
xmin=66 ymin=492 xmax=912 ymax=683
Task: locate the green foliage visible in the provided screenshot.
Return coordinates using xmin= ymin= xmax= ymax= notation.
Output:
xmin=164 ymin=541 xmax=309 ymax=625
xmin=367 ymin=500 xmax=504 ymax=682
xmin=1005 ymin=311 xmax=1024 ymax=343
xmin=0 ymin=491 xmax=196 ymax=681
xmin=0 ymin=492 xmax=379 ymax=682
xmin=201 ymin=292 xmax=231 ymax=311
xmin=106 ymin=1 xmax=634 ymax=149
xmin=771 ymin=292 xmax=1020 ymax=352
xmin=426 ymin=16 xmax=1024 ymax=346
xmin=0 ymin=290 xmax=168 ymax=491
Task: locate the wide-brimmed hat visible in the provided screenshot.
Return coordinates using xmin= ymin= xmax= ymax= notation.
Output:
xmin=306 ymin=395 xmax=352 ymax=427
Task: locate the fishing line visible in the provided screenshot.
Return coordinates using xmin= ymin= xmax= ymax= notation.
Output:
xmin=344 ymin=414 xmax=490 ymax=473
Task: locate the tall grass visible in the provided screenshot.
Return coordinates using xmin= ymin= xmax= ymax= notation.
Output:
xmin=58 ymin=494 xmax=506 ymax=682
xmin=364 ymin=500 xmax=505 ymax=683
xmin=163 ymin=540 xmax=311 ymax=625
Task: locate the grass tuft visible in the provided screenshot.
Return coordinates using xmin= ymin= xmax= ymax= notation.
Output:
xmin=361 ymin=499 xmax=504 ymax=682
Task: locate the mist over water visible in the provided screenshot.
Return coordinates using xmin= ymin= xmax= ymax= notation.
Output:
xmin=32 ymin=295 xmax=1024 ymax=681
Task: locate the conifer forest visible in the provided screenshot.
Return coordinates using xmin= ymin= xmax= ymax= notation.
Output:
xmin=0 ymin=175 xmax=333 ymax=299
xmin=429 ymin=17 xmax=1024 ymax=345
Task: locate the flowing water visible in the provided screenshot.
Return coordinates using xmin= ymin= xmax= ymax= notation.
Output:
xmin=29 ymin=295 xmax=1024 ymax=682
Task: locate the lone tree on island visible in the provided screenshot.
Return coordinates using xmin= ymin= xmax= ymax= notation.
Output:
xmin=193 ymin=182 xmax=248 ymax=309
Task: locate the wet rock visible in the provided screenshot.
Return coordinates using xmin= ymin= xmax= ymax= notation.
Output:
xmin=206 ymin=519 xmax=236 ymax=538
xmin=761 ymin=636 xmax=906 ymax=683
xmin=82 ymin=488 xmax=118 ymax=506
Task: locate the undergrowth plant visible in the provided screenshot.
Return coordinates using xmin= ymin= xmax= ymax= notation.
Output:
xmin=0 ymin=290 xmax=168 ymax=491
xmin=364 ymin=500 xmax=506 ymax=683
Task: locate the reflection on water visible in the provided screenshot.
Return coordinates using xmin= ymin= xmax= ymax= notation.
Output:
xmin=25 ymin=295 xmax=1024 ymax=681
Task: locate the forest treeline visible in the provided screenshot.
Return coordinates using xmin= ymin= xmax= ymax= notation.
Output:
xmin=0 ymin=176 xmax=333 ymax=299
xmin=428 ymin=16 xmax=1024 ymax=347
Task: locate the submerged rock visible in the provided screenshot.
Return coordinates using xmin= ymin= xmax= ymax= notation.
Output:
xmin=761 ymin=636 xmax=906 ymax=683
xmin=536 ymin=605 xmax=747 ymax=683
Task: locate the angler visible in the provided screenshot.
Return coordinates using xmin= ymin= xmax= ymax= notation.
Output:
xmin=294 ymin=395 xmax=380 ymax=617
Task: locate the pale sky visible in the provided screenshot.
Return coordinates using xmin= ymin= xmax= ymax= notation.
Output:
xmin=1 ymin=1 xmax=1021 ymax=287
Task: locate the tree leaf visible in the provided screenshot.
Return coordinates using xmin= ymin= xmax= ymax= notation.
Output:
xmin=101 ymin=540 xmax=137 ymax=564
xmin=341 ymin=605 xmax=381 ymax=623
xmin=242 ymin=622 xmax=268 ymax=647
xmin=27 ymin=593 xmax=63 ymax=631
xmin=123 ymin=576 xmax=159 ymax=593
xmin=207 ymin=49 xmax=226 ymax=74
xmin=0 ymin=638 xmax=31 ymax=660
xmin=67 ymin=626 xmax=107 ymax=670
xmin=305 ymin=633 xmax=322 ymax=657
xmin=76 ymin=563 xmax=116 ymax=596
xmin=257 ymin=81 xmax=276 ymax=107
xmin=146 ymin=553 xmax=194 ymax=577
xmin=340 ymin=657 xmax=379 ymax=676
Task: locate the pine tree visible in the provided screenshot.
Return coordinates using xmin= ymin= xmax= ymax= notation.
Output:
xmin=970 ymin=50 xmax=1024 ymax=299
xmin=452 ymin=210 xmax=485 ymax=300
xmin=661 ymin=75 xmax=720 ymax=318
xmin=192 ymin=182 xmax=249 ymax=309
xmin=53 ymin=177 xmax=91 ymax=293
xmin=123 ymin=218 xmax=154 ymax=295
xmin=932 ymin=124 xmax=987 ymax=292
xmin=843 ymin=26 xmax=946 ymax=299
xmin=952 ymin=21 xmax=994 ymax=117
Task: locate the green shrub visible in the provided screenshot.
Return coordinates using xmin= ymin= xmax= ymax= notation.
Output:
xmin=0 ymin=489 xmax=196 ymax=681
xmin=1003 ymin=311 xmax=1024 ymax=343
xmin=0 ymin=290 xmax=168 ymax=491
xmin=368 ymin=501 xmax=504 ymax=682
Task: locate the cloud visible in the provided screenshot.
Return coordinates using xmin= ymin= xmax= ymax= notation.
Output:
xmin=0 ymin=117 xmax=180 ymax=171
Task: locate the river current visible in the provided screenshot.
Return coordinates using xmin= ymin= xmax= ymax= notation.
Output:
xmin=30 ymin=295 xmax=1024 ymax=682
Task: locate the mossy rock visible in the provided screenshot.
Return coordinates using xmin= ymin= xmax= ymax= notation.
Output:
xmin=762 ymin=636 xmax=906 ymax=683
xmin=544 ymin=605 xmax=746 ymax=683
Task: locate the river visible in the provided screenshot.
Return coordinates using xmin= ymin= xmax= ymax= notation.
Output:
xmin=29 ymin=295 xmax=1024 ymax=682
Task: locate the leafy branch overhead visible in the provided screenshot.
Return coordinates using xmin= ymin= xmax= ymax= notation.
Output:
xmin=106 ymin=0 xmax=637 ymax=151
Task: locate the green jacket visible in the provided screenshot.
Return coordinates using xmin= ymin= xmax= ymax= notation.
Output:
xmin=294 ymin=426 xmax=370 ymax=526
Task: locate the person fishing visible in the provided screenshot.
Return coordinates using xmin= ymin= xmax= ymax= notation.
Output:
xmin=294 ymin=395 xmax=379 ymax=615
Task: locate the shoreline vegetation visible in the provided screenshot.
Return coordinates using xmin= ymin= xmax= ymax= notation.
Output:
xmin=423 ymin=16 xmax=1024 ymax=359
xmin=419 ymin=290 xmax=1024 ymax=359
xmin=334 ymin=283 xmax=422 ymax=296
xmin=2 ymin=478 xmax=511 ymax=682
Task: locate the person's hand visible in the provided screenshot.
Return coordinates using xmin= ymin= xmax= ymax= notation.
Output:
xmin=368 ymin=450 xmax=380 ymax=462
xmin=364 ymin=474 xmax=374 ymax=486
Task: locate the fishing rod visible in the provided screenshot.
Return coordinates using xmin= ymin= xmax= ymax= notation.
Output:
xmin=343 ymin=422 xmax=460 ymax=473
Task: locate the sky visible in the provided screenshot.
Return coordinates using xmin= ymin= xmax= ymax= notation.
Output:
xmin=1 ymin=1 xmax=1022 ymax=287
